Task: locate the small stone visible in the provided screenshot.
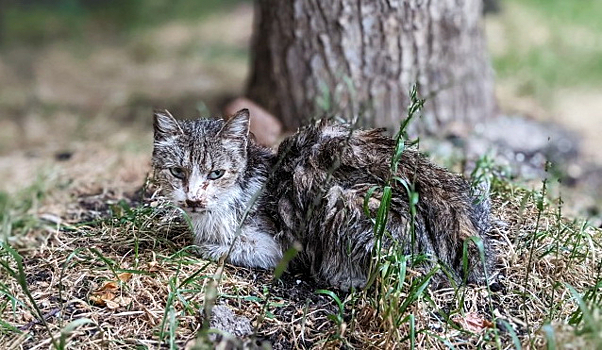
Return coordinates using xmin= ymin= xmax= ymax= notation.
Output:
xmin=55 ymin=151 xmax=73 ymax=161
xmin=201 ymin=304 xmax=253 ymax=341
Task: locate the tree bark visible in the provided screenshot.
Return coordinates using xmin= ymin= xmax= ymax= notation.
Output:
xmin=0 ymin=0 xmax=4 ymax=45
xmin=247 ymin=0 xmax=496 ymax=135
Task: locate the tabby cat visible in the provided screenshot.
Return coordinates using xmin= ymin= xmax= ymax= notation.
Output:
xmin=152 ymin=109 xmax=492 ymax=290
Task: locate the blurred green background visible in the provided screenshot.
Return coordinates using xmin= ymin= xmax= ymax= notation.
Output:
xmin=492 ymin=0 xmax=602 ymax=149
xmin=0 ymin=0 xmax=246 ymax=45
xmin=1 ymin=0 xmax=600 ymax=154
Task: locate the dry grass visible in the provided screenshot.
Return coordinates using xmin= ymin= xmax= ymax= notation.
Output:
xmin=1 ymin=163 xmax=600 ymax=349
xmin=1 ymin=4 xmax=601 ymax=349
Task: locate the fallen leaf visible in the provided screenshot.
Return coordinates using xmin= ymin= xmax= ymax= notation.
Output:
xmin=117 ymin=272 xmax=132 ymax=282
xmin=90 ymin=295 xmax=107 ymax=307
xmin=96 ymin=281 xmax=119 ymax=293
xmin=147 ymin=261 xmax=161 ymax=272
xmin=452 ymin=311 xmax=494 ymax=333
xmin=90 ymin=280 xmax=123 ymax=307
xmin=22 ymin=311 xmax=33 ymax=322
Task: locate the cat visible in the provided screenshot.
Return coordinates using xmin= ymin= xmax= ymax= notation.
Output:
xmin=152 ymin=108 xmax=492 ymax=290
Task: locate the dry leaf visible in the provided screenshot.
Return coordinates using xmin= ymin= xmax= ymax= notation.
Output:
xmin=101 ymin=291 xmax=116 ymax=300
xmin=452 ymin=311 xmax=493 ymax=333
xmin=22 ymin=311 xmax=34 ymax=322
xmin=90 ymin=295 xmax=107 ymax=307
xmin=105 ymin=300 xmax=120 ymax=310
xmin=90 ymin=279 xmax=125 ymax=307
xmin=147 ymin=261 xmax=161 ymax=272
xmin=97 ymin=281 xmax=119 ymax=293
xmin=117 ymin=272 xmax=133 ymax=282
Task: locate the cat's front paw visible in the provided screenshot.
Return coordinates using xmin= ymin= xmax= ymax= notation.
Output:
xmin=193 ymin=243 xmax=229 ymax=262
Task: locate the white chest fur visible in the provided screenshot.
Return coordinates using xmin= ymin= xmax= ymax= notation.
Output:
xmin=190 ymin=209 xmax=283 ymax=270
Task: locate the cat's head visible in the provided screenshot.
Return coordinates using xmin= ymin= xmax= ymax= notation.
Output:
xmin=151 ymin=109 xmax=250 ymax=213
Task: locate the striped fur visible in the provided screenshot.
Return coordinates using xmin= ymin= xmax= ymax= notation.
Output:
xmin=152 ymin=109 xmax=493 ymax=290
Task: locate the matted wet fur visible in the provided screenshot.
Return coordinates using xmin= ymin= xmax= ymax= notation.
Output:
xmin=152 ymin=109 xmax=492 ymax=290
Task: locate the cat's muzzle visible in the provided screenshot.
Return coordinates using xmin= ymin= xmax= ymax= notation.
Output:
xmin=185 ymin=199 xmax=206 ymax=213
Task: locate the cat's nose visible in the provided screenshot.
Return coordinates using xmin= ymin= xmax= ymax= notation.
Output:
xmin=185 ymin=200 xmax=205 ymax=209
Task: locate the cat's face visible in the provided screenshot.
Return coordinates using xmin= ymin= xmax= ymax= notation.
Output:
xmin=152 ymin=109 xmax=250 ymax=214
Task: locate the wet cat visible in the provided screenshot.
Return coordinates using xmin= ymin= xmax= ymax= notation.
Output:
xmin=152 ymin=109 xmax=492 ymax=290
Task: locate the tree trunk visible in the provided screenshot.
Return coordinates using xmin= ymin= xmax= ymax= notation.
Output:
xmin=0 ymin=0 xmax=4 ymax=45
xmin=246 ymin=0 xmax=496 ymax=135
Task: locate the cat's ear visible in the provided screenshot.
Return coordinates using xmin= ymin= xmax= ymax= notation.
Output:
xmin=218 ymin=109 xmax=250 ymax=141
xmin=154 ymin=110 xmax=183 ymax=140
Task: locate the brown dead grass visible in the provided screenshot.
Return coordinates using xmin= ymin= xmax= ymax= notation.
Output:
xmin=1 ymin=167 xmax=600 ymax=349
xmin=1 ymin=4 xmax=601 ymax=348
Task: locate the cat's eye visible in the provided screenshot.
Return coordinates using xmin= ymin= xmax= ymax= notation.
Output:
xmin=208 ymin=169 xmax=225 ymax=180
xmin=170 ymin=166 xmax=186 ymax=179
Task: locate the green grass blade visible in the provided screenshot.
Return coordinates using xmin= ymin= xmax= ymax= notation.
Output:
xmin=566 ymin=283 xmax=598 ymax=333
xmin=542 ymin=323 xmax=556 ymax=350
xmin=58 ymin=318 xmax=95 ymax=350
xmin=363 ymin=185 xmax=380 ymax=217
xmin=499 ymin=320 xmax=522 ymax=350
xmin=273 ymin=244 xmax=301 ymax=280
xmin=1 ymin=243 xmax=59 ymax=349
xmin=315 ymin=289 xmax=344 ymax=317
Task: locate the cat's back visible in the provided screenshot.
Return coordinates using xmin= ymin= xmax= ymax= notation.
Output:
xmin=264 ymin=121 xmax=398 ymax=235
xmin=273 ymin=121 xmax=395 ymax=185
xmin=264 ymin=120 xmax=492 ymax=287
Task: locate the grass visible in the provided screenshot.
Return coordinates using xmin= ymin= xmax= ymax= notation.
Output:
xmin=489 ymin=0 xmax=602 ymax=104
xmin=0 ymin=173 xmax=53 ymax=243
xmin=358 ymin=85 xmax=432 ymax=347
xmin=0 ymin=1 xmax=599 ymax=347
xmin=0 ymin=0 xmax=250 ymax=47
xmin=1 ymin=86 xmax=601 ymax=348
